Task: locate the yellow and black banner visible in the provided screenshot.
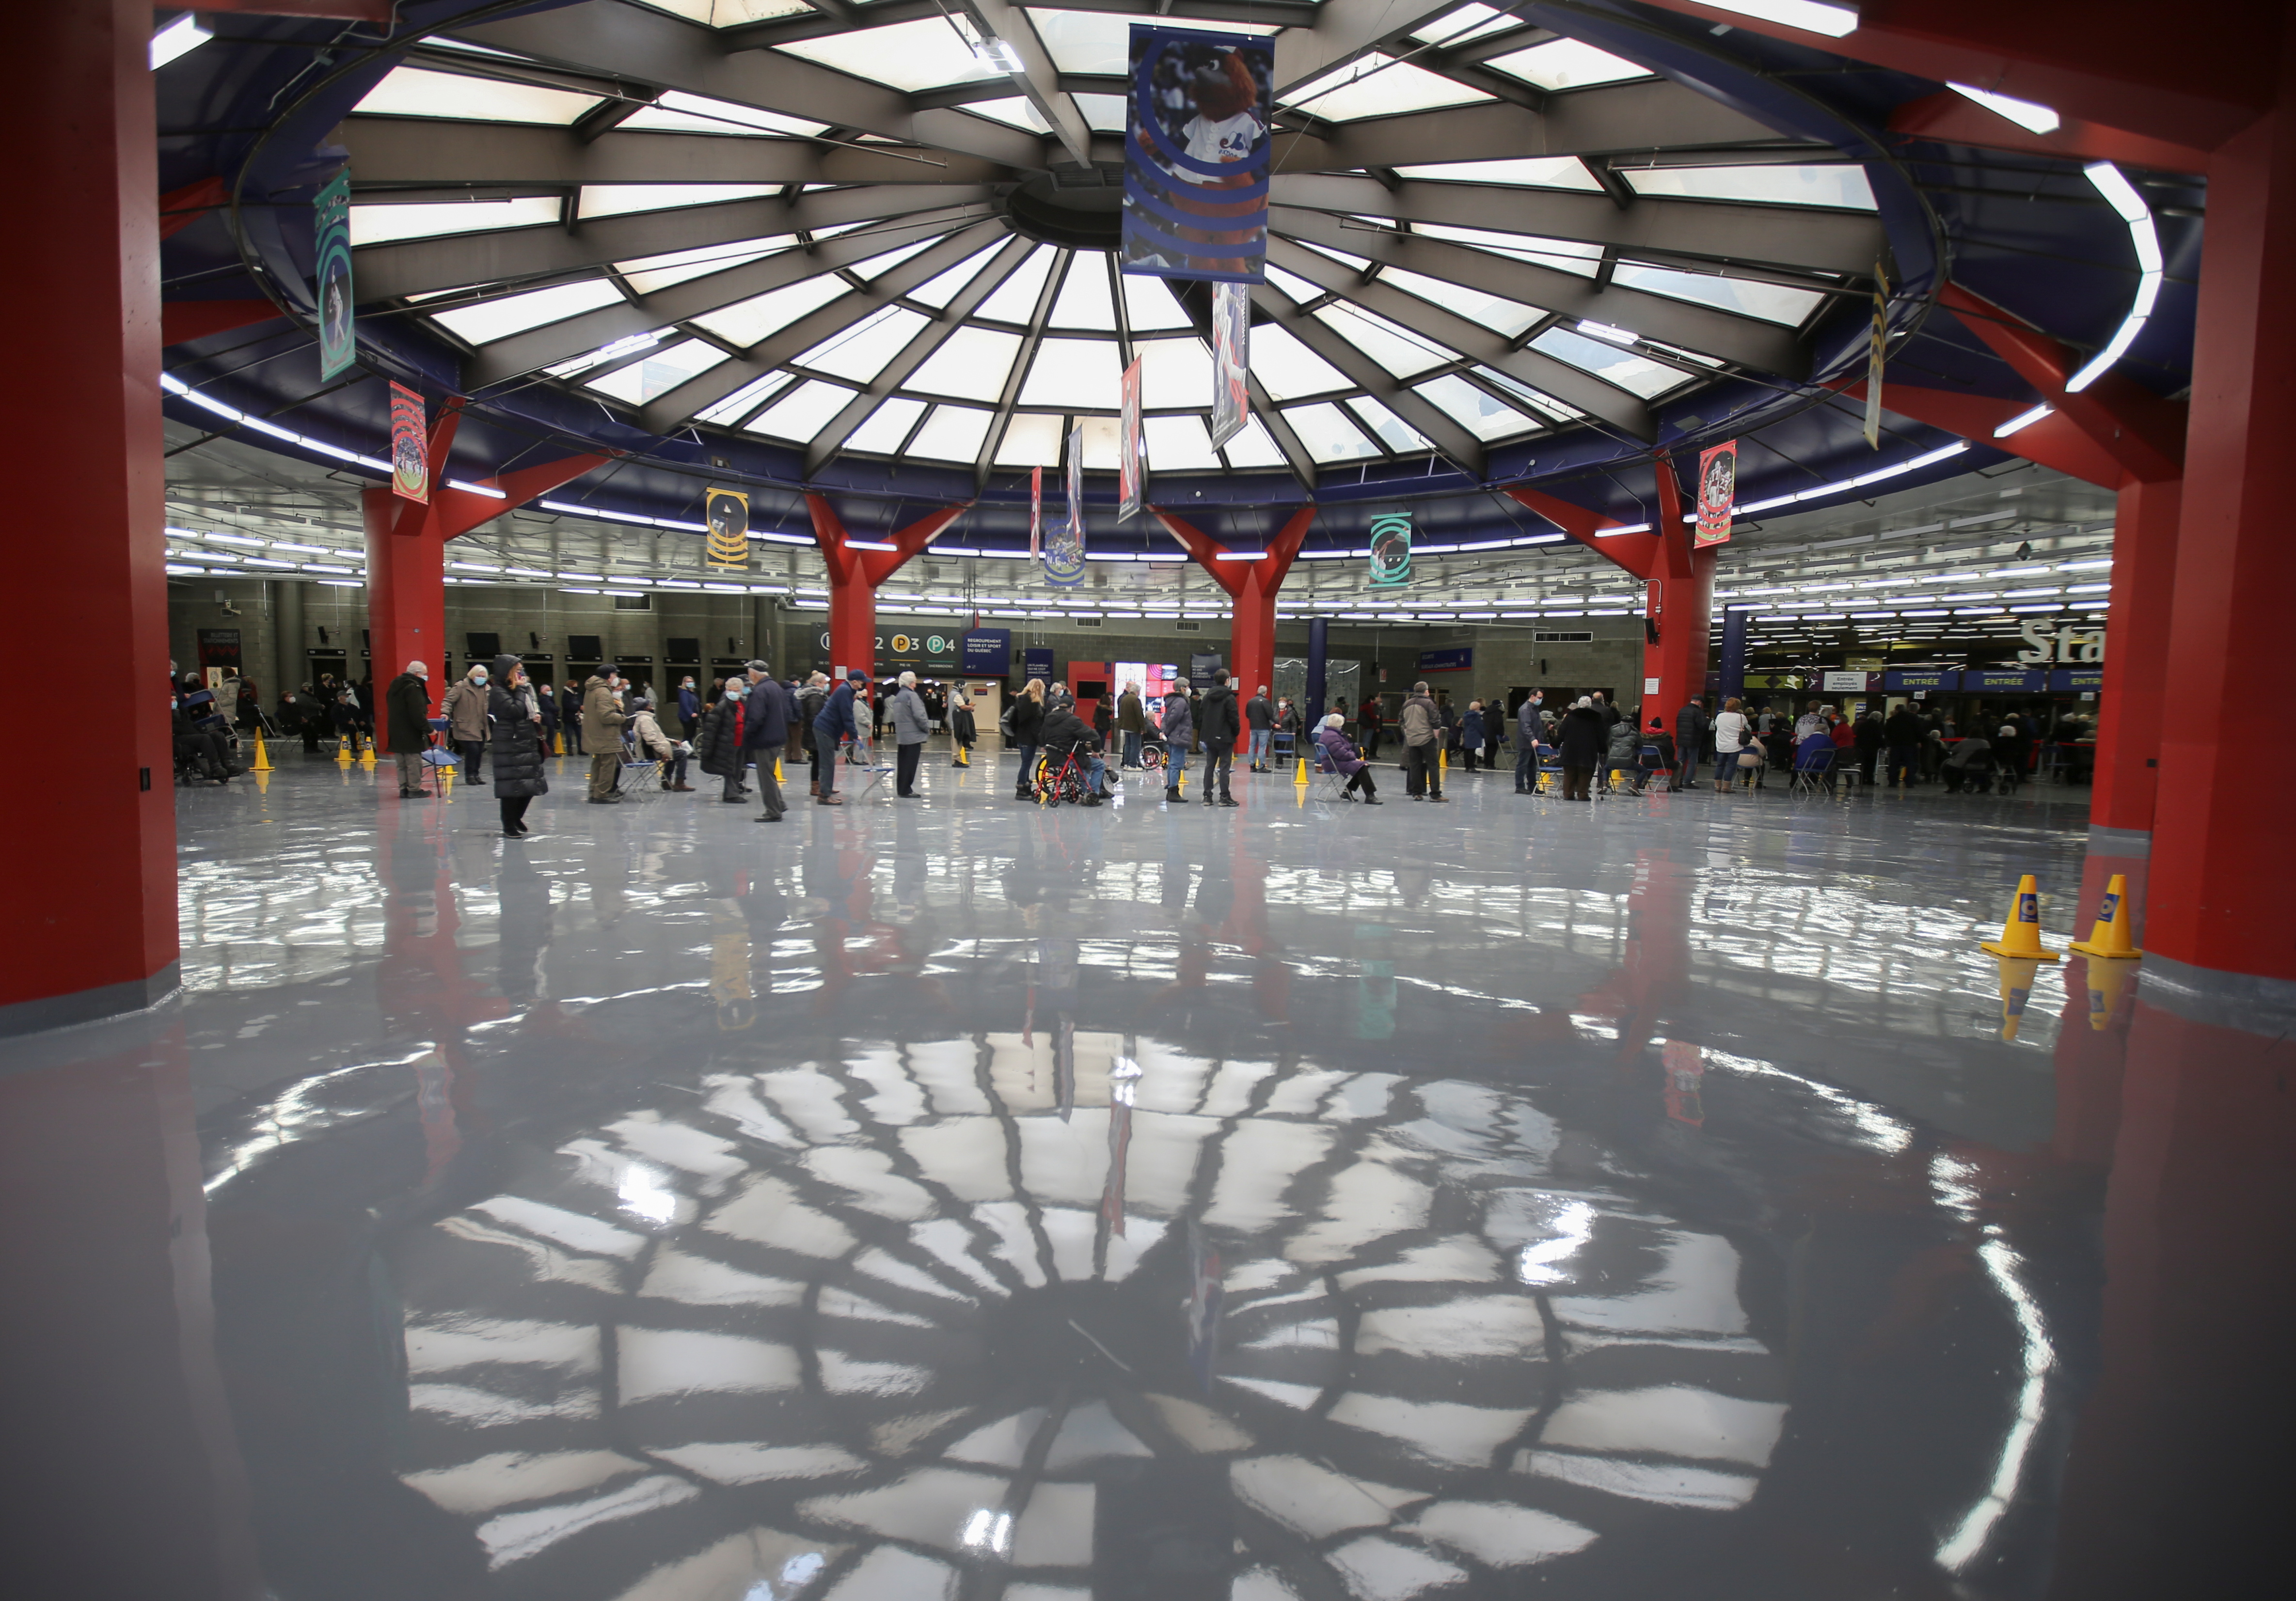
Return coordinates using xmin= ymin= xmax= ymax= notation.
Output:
xmin=705 ymin=487 xmax=749 ymax=568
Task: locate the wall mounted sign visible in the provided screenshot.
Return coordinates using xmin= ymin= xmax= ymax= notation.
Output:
xmin=1025 ymin=647 xmax=1058 ymax=683
xmin=1121 ymin=26 xmax=1273 ymax=283
xmin=1965 ymin=669 xmax=2047 ymax=692
xmin=963 ymin=628 xmax=1012 ymax=675
xmin=1884 ymin=669 xmax=1960 ymax=691
xmin=2049 ymin=668 xmax=2106 ymax=691
xmin=1416 ymin=647 xmax=1473 ymax=673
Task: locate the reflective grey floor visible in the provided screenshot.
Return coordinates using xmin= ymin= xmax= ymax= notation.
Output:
xmin=17 ymin=750 xmax=2140 ymax=1600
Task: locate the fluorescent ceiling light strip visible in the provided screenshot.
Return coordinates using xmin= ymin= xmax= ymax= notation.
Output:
xmin=2065 ymin=162 xmax=2162 ymax=393
xmin=150 ymin=14 xmax=212 ymax=70
xmin=446 ymin=478 xmax=507 ymax=498
xmin=844 ymin=539 xmax=897 ymax=551
xmin=1947 ymin=83 xmax=2060 ymax=135
xmin=1993 ymin=403 xmax=2054 ymax=438
xmin=1700 ymin=1 xmax=1858 ymax=36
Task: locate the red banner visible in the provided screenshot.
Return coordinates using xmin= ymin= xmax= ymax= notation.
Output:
xmin=1694 ymin=439 xmax=1736 ymax=547
xmin=1029 ymin=464 xmax=1042 ymax=559
xmin=389 ymin=381 xmax=429 ymax=504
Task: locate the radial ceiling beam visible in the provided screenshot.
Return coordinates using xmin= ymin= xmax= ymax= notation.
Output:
xmin=1271 ymin=177 xmax=1884 ymax=277
xmin=972 ymin=245 xmax=1065 ymax=489
xmin=1273 ymin=78 xmax=1794 ymax=170
xmin=1250 ymin=288 xmax=1487 ymax=476
xmin=334 ymin=118 xmax=1011 ymax=188
xmin=464 ymin=215 xmax=1006 ymax=389
xmin=1247 ymin=375 xmax=1316 ymax=487
xmin=356 ymin=184 xmax=995 ymax=303
xmin=1270 ymin=213 xmax=1808 ymax=378
xmin=967 ymin=0 xmax=1094 ymax=168
xmin=447 ymin=1 xmax=1050 ymax=169
xmin=640 ymin=222 xmax=1018 ymax=430
xmin=806 ymin=233 xmax=1041 ymax=472
xmin=1271 ymin=0 xmax=1462 ymax=100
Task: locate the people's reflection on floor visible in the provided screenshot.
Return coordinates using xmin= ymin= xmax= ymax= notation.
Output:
xmin=1158 ymin=819 xmax=1193 ymax=916
xmin=583 ymin=835 xmax=630 ymax=929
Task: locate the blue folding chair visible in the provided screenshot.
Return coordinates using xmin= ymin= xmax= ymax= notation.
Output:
xmin=1534 ymin=742 xmax=1565 ymax=794
xmin=1790 ymin=742 xmax=1835 ymax=796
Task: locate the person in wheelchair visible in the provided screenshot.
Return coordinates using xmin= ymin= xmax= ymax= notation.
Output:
xmin=172 ymin=697 xmax=240 ymax=783
xmin=1039 ymin=702 xmax=1110 ymax=805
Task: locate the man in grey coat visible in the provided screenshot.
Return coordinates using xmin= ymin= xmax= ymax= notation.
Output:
xmin=890 ymin=670 xmax=932 ymax=798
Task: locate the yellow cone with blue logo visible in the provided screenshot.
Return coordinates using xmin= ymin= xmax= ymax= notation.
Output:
xmin=1995 ymin=955 xmax=2043 ymax=1040
xmin=1980 ymin=874 xmax=2060 ymax=961
xmin=335 ymin=740 xmax=352 ymax=767
xmin=2084 ymin=951 xmax=2135 ymax=1030
xmin=2069 ymin=872 xmax=2142 ymax=960
xmin=250 ymin=733 xmax=272 ymax=771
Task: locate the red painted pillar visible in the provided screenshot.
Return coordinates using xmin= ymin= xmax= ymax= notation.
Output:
xmin=2146 ymin=58 xmax=2296 ymax=987
xmin=5 ymin=0 xmax=174 ymax=1033
xmin=807 ymin=495 xmax=969 ymax=681
xmin=2089 ymin=478 xmax=2180 ymax=836
xmin=1150 ymin=505 xmax=1314 ymax=695
xmin=362 ymin=487 xmax=444 ymax=746
xmin=1645 ymin=461 xmax=1716 ymax=722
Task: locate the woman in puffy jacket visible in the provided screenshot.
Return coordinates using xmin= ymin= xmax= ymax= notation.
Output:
xmin=487 ymin=655 xmax=549 ymax=836
xmin=694 ymin=679 xmax=745 ymax=789
xmin=1315 ymin=713 xmax=1380 ymax=803
xmin=1158 ymin=689 xmax=1193 ymax=801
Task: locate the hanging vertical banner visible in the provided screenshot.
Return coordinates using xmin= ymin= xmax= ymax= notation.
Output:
xmin=1863 ymin=258 xmax=1890 ymax=449
xmin=314 ymin=168 xmax=356 ymax=381
xmin=1121 ymin=26 xmax=1273 ymax=283
xmin=1694 ymin=440 xmax=1738 ymax=548
xmin=1368 ymin=511 xmax=1411 ymax=587
xmin=1044 ymin=426 xmax=1086 ymax=587
xmin=1118 ymin=356 xmax=1146 ymax=523
xmin=1029 ymin=464 xmax=1043 ymax=560
xmin=1210 ymin=279 xmax=1250 ymax=447
xmin=704 ymin=487 xmax=750 ymax=568
xmin=388 ymin=381 xmax=429 ymax=503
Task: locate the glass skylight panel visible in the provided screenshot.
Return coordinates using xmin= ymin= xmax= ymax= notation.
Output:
xmin=629 ymin=1 xmax=811 ymax=25
xmin=547 ymin=328 xmax=670 ymax=378
xmin=1624 ymin=164 xmax=1877 ymax=209
xmin=429 ymin=280 xmax=625 ymax=343
xmin=1071 ymin=93 xmax=1129 ymax=134
xmin=1250 ymin=324 xmax=1349 ymax=401
xmin=577 ymin=184 xmax=774 ymax=220
xmin=1313 ymin=302 xmax=1458 ymax=378
xmin=1138 ymin=337 xmax=1213 ymax=409
xmin=843 ymin=396 xmax=927 ymax=455
xmin=1260 ymin=263 xmax=1324 ymax=304
xmin=695 ymin=370 xmax=796 ymax=425
xmin=1411 ymin=223 xmax=1605 ymax=275
xmin=692 ymin=274 xmax=851 ymax=346
xmin=1413 ymin=373 xmax=1535 ymax=439
xmin=348 ymin=197 xmax=560 ymax=247
xmin=1020 ymin=336 xmax=1122 ymax=409
xmin=1346 ymin=396 xmax=1432 ymax=452
xmin=849 ymin=237 xmax=945 ymax=280
xmin=1284 ymin=54 xmax=1496 ymax=121
xmin=1484 ymin=39 xmax=1655 ymax=91
xmin=1377 ymin=265 xmax=1543 ymax=336
xmin=1120 ymin=272 xmax=1191 ymax=331
xmin=1392 ymin=157 xmax=1603 ymax=191
xmin=961 ymin=96 xmax=1051 ymax=134
xmin=907 ymin=242 xmax=1009 ymax=309
xmin=1530 ymin=326 xmax=1692 ymax=397
xmin=352 ymin=66 xmax=602 ymax=125
xmin=1477 ymin=366 xmax=1583 ymax=419
xmin=1285 ymin=403 xmax=1382 ymax=463
xmin=1408 ymin=4 xmax=1522 ymax=47
xmin=976 ymin=244 xmax=1058 ymax=323
xmin=1144 ymin=414 xmax=1219 ymax=471
xmin=1048 ymin=255 xmax=1118 ymax=331
xmin=904 ymin=326 xmax=1022 ymax=401
xmin=775 ymin=20 xmax=1003 ymax=93
xmin=1078 ymin=415 xmax=1121 ymax=469
xmin=618 ymin=92 xmax=824 ymax=138
xmin=1220 ymin=417 xmax=1286 ymax=468
xmin=794 ymin=304 xmax=928 ymax=382
xmin=1609 ymin=262 xmax=1824 ymax=325
xmin=615 ymin=236 xmax=793 ymax=294
xmin=585 ymin=338 xmax=730 ymax=404
xmin=905 ymin=405 xmax=995 ymax=463
xmin=743 ymin=377 xmax=856 ymax=443
xmin=994 ymin=411 xmax=1065 ymax=467
xmin=1025 ymin=9 xmax=1271 ymax=76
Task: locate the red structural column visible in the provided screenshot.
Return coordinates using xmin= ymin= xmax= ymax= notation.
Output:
xmin=2089 ymin=478 xmax=2179 ymax=835
xmin=364 ymin=401 xmax=608 ymax=751
xmin=4 ymin=0 xmax=174 ymax=1033
xmin=806 ymin=495 xmax=968 ymax=679
xmin=1507 ymin=465 xmax=1712 ymax=721
xmin=2147 ymin=61 xmax=2296 ymax=987
xmin=1149 ymin=505 xmax=1314 ymax=698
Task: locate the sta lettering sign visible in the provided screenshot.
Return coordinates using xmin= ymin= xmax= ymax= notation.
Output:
xmin=2016 ymin=620 xmax=2105 ymax=663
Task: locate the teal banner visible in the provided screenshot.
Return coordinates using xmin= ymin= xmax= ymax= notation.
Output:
xmin=314 ymin=168 xmax=355 ymax=380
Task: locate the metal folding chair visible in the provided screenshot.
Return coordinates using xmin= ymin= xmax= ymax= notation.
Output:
xmin=1534 ymin=743 xmax=1565 ymax=795
xmin=1789 ymin=746 xmax=1835 ymax=796
xmin=1309 ymin=743 xmax=1350 ymax=801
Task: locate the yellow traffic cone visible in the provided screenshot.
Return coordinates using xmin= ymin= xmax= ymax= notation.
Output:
xmin=774 ymin=756 xmax=784 ymax=783
xmin=553 ymin=731 xmax=565 ymax=756
xmin=2069 ymin=873 xmax=2142 ymax=960
xmin=1980 ymin=874 xmax=2060 ymax=961
xmin=335 ymin=739 xmax=352 ymax=767
xmin=358 ymin=741 xmax=377 ymax=769
xmin=252 ymin=769 xmax=270 ymax=794
xmin=1440 ymin=746 xmax=1448 ymax=773
xmin=439 ymin=760 xmax=455 ymax=795
xmin=1294 ymin=756 xmax=1309 ymax=785
xmin=2084 ymin=952 xmax=2135 ymax=1030
xmin=1995 ymin=955 xmax=2043 ymax=1040
xmin=249 ymin=732 xmax=272 ymax=771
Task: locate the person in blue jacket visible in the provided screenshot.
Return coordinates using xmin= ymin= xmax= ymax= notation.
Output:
xmin=739 ymin=661 xmax=791 ymax=821
xmin=812 ymin=670 xmax=864 ymax=806
xmin=677 ymin=675 xmax=702 ymax=738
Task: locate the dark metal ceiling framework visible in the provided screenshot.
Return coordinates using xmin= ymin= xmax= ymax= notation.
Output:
xmin=155 ymin=0 xmax=2199 ymax=555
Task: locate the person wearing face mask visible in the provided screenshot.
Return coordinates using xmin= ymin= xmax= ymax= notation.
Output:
xmin=440 ymin=662 xmax=491 ymax=783
xmin=487 ymin=656 xmax=548 ymax=836
xmin=677 ymin=675 xmax=701 ymax=738
xmin=695 ymin=675 xmax=748 ymax=801
xmin=383 ymin=659 xmax=433 ymax=796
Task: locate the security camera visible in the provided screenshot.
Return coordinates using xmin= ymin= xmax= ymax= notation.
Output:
xmin=220 ymin=599 xmax=242 ymax=617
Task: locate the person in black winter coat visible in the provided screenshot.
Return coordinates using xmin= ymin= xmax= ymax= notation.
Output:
xmin=487 ymin=656 xmax=549 ymax=836
xmin=1556 ymin=697 xmax=1606 ymax=801
xmin=1195 ymin=671 xmax=1241 ymax=805
xmin=693 ymin=685 xmax=744 ymax=791
xmin=1674 ymin=697 xmax=1709 ymax=789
